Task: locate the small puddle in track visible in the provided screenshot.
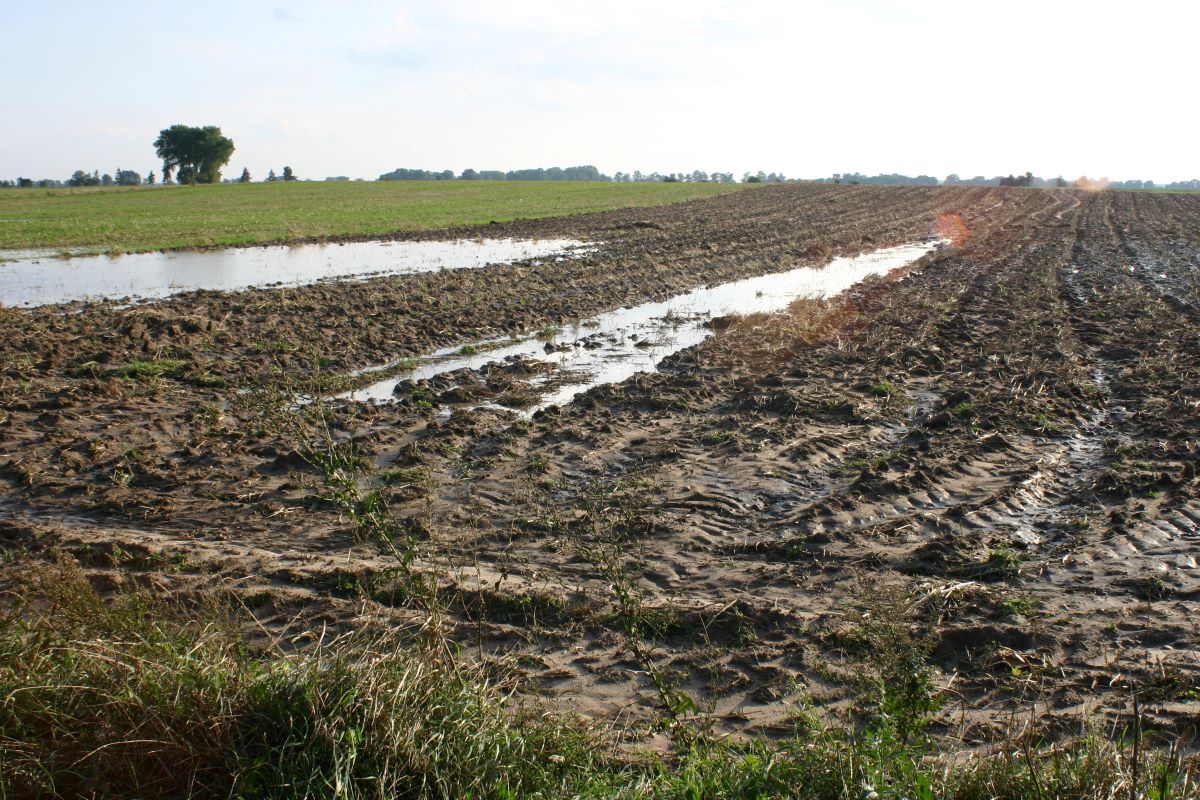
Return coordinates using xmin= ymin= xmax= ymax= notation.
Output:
xmin=0 ymin=238 xmax=594 ymax=307
xmin=344 ymin=240 xmax=945 ymax=413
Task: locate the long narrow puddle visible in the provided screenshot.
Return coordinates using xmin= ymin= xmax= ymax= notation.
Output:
xmin=345 ymin=240 xmax=944 ymax=413
xmin=0 ymin=238 xmax=593 ymax=307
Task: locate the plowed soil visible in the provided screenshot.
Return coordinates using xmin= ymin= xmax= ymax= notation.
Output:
xmin=2 ymin=185 xmax=1197 ymax=749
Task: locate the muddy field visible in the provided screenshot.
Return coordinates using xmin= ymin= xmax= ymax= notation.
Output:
xmin=2 ymin=184 xmax=1197 ymax=750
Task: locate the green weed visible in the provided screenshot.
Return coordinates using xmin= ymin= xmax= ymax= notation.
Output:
xmin=699 ymin=429 xmax=735 ymax=446
xmin=252 ymin=337 xmax=298 ymax=355
xmin=979 ymin=546 xmax=1025 ymax=579
xmin=379 ymin=465 xmax=428 ymax=486
xmin=117 ymin=358 xmax=187 ymax=380
xmin=1000 ymin=594 xmax=1040 ymax=618
xmin=951 ymin=401 xmax=976 ymax=418
xmin=848 ymin=582 xmax=943 ymax=745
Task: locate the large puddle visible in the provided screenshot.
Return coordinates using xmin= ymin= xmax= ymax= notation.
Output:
xmin=345 ymin=240 xmax=943 ymax=413
xmin=0 ymin=238 xmax=593 ymax=307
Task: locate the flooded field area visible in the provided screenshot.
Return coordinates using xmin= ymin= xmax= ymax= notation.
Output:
xmin=348 ymin=240 xmax=941 ymax=411
xmin=3 ymin=184 xmax=1198 ymax=761
xmin=0 ymin=237 xmax=592 ymax=306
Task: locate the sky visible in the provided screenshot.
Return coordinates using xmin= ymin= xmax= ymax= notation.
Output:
xmin=2 ymin=0 xmax=1198 ymax=183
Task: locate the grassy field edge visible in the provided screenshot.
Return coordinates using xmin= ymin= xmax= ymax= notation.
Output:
xmin=0 ymin=180 xmax=751 ymax=256
xmin=2 ymin=559 xmax=1194 ymax=799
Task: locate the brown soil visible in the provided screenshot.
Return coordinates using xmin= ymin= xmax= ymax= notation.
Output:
xmin=2 ymin=184 xmax=1197 ymax=749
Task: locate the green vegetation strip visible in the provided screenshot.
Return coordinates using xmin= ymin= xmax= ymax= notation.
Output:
xmin=2 ymin=561 xmax=1193 ymax=799
xmin=0 ymin=181 xmax=748 ymax=255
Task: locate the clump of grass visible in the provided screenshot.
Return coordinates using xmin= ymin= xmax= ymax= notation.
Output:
xmin=2 ymin=559 xmax=1197 ymax=799
xmin=1025 ymin=412 xmax=1066 ymax=435
xmin=183 ymin=368 xmax=227 ymax=388
xmin=699 ymin=429 xmax=735 ymax=446
xmin=840 ymin=450 xmax=898 ymax=474
xmin=116 ymin=358 xmax=187 ymax=380
xmin=951 ymin=400 xmax=976 ymax=418
xmin=655 ymin=731 xmax=1198 ymax=800
xmin=408 ymin=386 xmax=435 ymax=409
xmin=0 ymin=559 xmax=615 ymax=799
xmin=1000 ymin=593 xmax=1040 ymax=618
xmin=1131 ymin=574 xmax=1169 ymax=601
xmin=107 ymin=358 xmax=226 ymax=387
xmin=68 ymin=359 xmax=103 ymax=377
xmin=981 ymin=546 xmax=1025 ymax=579
xmin=379 ymin=465 xmax=427 ymax=486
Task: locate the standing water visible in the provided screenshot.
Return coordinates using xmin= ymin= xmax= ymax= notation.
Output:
xmin=0 ymin=238 xmax=593 ymax=307
xmin=346 ymin=240 xmax=944 ymax=412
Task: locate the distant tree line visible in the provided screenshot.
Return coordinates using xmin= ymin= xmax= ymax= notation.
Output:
xmin=947 ymin=173 xmax=1171 ymax=190
xmin=380 ymin=168 xmax=460 ymax=181
xmin=998 ymin=172 xmax=1035 ymax=187
xmin=64 ymin=168 xmax=153 ymax=187
xmin=4 ymin=162 xmax=1199 ymax=191
xmin=1107 ymin=179 xmax=1153 ymax=190
xmin=0 ymin=168 xmax=158 ymax=188
xmin=393 ymin=168 xmax=1200 ymax=189
xmin=814 ymin=172 xmax=940 ymax=186
xmin=811 ymin=172 xmax=1153 ymax=189
xmin=612 ymin=170 xmax=741 ymax=183
xmin=507 ymin=166 xmax=608 ymax=181
xmin=263 ymin=166 xmax=298 ymax=182
xmin=1 ymin=177 xmax=63 ymax=188
xmin=808 ymin=172 xmax=1193 ymax=190
xmin=379 ymin=165 xmax=757 ymax=183
xmin=1103 ymin=178 xmax=1199 ymax=190
xmin=1065 ymin=176 xmax=1177 ymax=190
xmin=740 ymin=172 xmax=787 ymax=184
xmin=379 ymin=165 xmax=611 ymax=182
xmin=943 ymin=173 xmax=1060 ymax=188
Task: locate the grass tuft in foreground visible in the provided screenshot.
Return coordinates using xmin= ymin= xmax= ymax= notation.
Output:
xmin=1 ymin=559 xmax=1196 ymax=799
xmin=0 ymin=559 xmax=612 ymax=799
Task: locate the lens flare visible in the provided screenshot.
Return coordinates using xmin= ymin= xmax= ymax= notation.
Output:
xmin=1073 ymin=176 xmax=1111 ymax=192
xmin=935 ymin=212 xmax=969 ymax=247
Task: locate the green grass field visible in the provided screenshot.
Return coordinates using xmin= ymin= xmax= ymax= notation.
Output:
xmin=0 ymin=180 xmax=748 ymax=256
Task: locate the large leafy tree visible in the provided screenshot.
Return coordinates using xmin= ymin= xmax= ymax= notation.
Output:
xmin=153 ymin=125 xmax=235 ymax=184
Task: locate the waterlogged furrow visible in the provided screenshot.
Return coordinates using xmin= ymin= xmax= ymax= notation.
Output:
xmin=0 ymin=237 xmax=593 ymax=306
xmin=345 ymin=240 xmax=943 ymax=411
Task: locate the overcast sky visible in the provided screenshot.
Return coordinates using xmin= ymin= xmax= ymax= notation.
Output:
xmin=3 ymin=1 xmax=1197 ymax=183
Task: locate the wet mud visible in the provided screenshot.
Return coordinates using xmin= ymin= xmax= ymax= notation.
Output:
xmin=343 ymin=240 xmax=943 ymax=412
xmin=2 ymin=184 xmax=1197 ymax=749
